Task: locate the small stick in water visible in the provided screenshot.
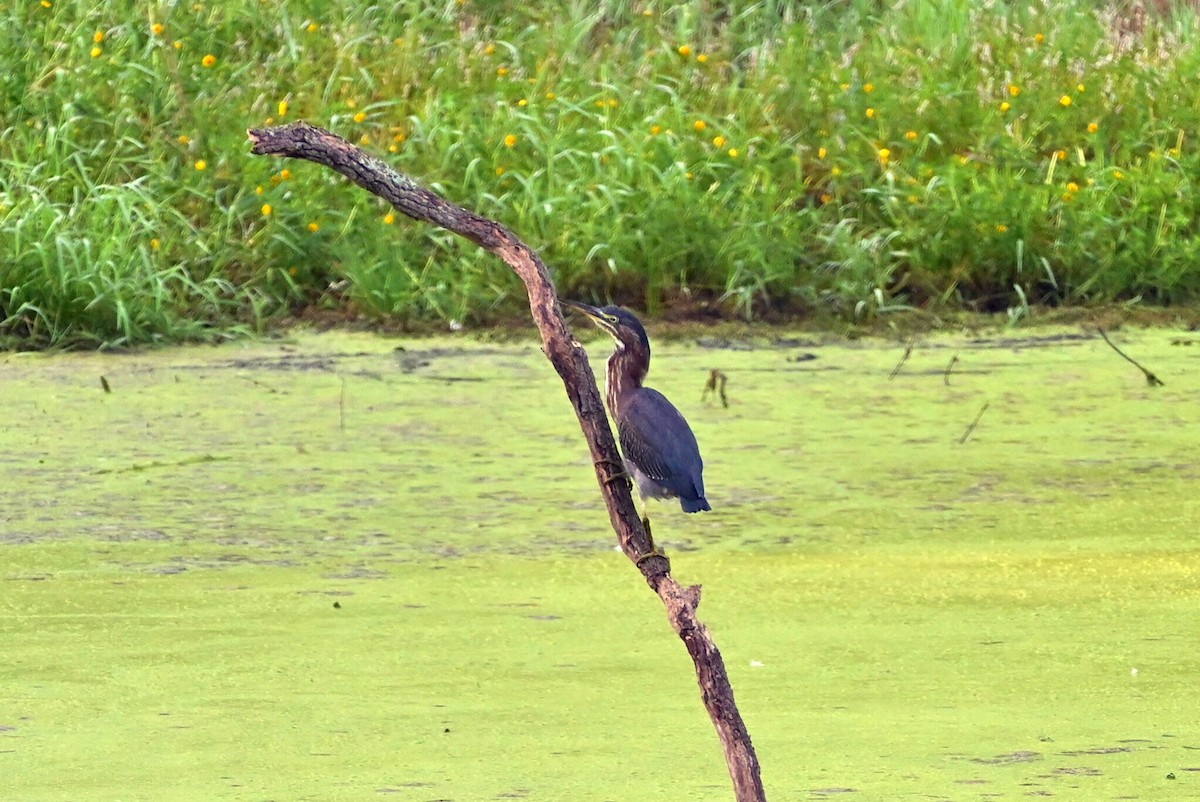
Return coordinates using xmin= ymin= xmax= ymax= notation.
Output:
xmin=888 ymin=340 xmax=913 ymax=380
xmin=1097 ymin=328 xmax=1163 ymax=387
xmin=943 ymin=354 xmax=958 ymax=386
xmin=959 ymin=401 xmax=990 ymax=445
xmin=701 ymin=369 xmax=729 ymax=408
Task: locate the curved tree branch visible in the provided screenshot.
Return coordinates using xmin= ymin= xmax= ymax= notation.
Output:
xmin=247 ymin=121 xmax=766 ymax=802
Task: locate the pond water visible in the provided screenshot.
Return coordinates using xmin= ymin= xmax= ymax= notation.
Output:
xmin=3 ymin=327 xmax=1198 ymax=800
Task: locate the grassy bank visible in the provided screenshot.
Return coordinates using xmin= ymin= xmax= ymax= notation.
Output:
xmin=5 ymin=1 xmax=1200 ymax=347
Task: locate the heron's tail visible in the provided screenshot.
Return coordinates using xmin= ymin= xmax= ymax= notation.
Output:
xmin=681 ymin=496 xmax=711 ymax=513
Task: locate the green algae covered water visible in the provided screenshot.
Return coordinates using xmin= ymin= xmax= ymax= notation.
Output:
xmin=2 ymin=327 xmax=1198 ymax=801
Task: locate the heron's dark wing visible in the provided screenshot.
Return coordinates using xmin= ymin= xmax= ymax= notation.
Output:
xmin=617 ymin=388 xmax=705 ymax=501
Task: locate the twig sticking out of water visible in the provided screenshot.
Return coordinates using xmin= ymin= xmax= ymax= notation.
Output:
xmin=959 ymin=402 xmax=989 ymax=445
xmin=943 ymin=355 xmax=958 ymax=386
xmin=702 ymin=369 xmax=728 ymax=407
xmin=339 ymin=375 xmax=347 ymax=433
xmin=888 ymin=340 xmax=913 ymax=380
xmin=1097 ymin=328 xmax=1164 ymax=386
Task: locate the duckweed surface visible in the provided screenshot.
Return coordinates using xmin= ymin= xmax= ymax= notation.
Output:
xmin=3 ymin=327 xmax=1199 ymax=801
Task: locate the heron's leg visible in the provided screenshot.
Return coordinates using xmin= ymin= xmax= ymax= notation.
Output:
xmin=594 ymin=457 xmax=631 ymax=489
xmin=635 ymin=504 xmax=666 ymax=565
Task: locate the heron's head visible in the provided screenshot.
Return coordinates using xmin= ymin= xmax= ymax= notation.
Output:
xmin=562 ymin=300 xmax=650 ymax=353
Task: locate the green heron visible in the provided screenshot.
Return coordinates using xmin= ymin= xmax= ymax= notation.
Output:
xmin=563 ymin=300 xmax=711 ymax=517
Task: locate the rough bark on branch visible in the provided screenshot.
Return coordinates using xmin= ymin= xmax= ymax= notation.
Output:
xmin=247 ymin=121 xmax=766 ymax=802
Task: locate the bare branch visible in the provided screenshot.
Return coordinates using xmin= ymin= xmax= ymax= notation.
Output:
xmin=248 ymin=121 xmax=766 ymax=801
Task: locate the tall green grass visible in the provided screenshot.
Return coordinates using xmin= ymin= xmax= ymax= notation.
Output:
xmin=4 ymin=0 xmax=1200 ymax=346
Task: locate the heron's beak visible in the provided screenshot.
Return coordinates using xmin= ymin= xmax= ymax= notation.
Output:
xmin=562 ymin=299 xmax=603 ymax=324
xmin=561 ymin=299 xmax=618 ymax=340
xmin=561 ymin=299 xmax=599 ymax=317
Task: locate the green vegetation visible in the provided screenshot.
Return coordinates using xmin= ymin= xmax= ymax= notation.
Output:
xmin=3 ymin=329 xmax=1198 ymax=799
xmin=6 ymin=1 xmax=1200 ymax=347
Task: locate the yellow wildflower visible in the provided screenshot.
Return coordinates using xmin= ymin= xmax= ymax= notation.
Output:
xmin=280 ymin=169 xmax=292 ymax=180
xmin=713 ymin=135 xmax=727 ymax=148
xmin=996 ymin=224 xmax=1008 ymax=233
xmin=1066 ymin=181 xmax=1080 ymax=193
xmin=278 ymin=100 xmax=289 ymax=117
xmin=307 ymin=22 xmax=318 ymax=32
xmin=90 ymin=47 xmax=102 ymax=58
xmin=727 ymin=148 xmax=739 ymax=158
xmin=150 ymin=238 xmax=161 ymax=250
xmin=878 ymin=147 xmax=891 ymax=164
xmin=93 ymin=30 xmax=105 ymax=43
xmin=255 ymin=185 xmax=264 ymax=195
xmin=517 ymin=98 xmax=527 ymax=107
xmin=151 ymin=23 xmax=164 ymax=35
xmin=905 ymin=130 xmax=917 ymax=141
xmin=1113 ymin=170 xmax=1125 ymax=180
xmin=678 ymin=44 xmax=692 ymax=57
xmin=1059 ymin=95 xmax=1071 ymax=107
xmin=1087 ymin=122 xmax=1098 ymax=133
xmin=1077 ymin=83 xmax=1085 ymax=92
xmin=831 ymin=166 xmax=842 ymax=177
xmin=485 ymin=43 xmax=496 ymax=55
xmin=497 ymin=66 xmax=509 ymax=76
xmin=545 ymin=91 xmax=556 ymax=101
xmin=173 ymin=40 xmax=183 ymax=50
xmin=354 ymin=112 xmax=366 ymax=123
xmin=178 ymin=134 xmax=190 ymax=144
xmin=1009 ymin=84 xmax=1021 ymax=97
xmin=697 ymin=54 xmax=708 ymax=64
xmin=693 ymin=120 xmax=707 ymax=132
xmin=307 ymin=222 xmax=319 ymax=232
xmin=383 ymin=213 xmax=395 ymax=224
xmin=202 ymin=54 xmax=216 ymax=67
xmin=503 ymin=134 xmax=518 ymax=147
xmin=495 ymin=166 xmax=505 ymax=176
xmin=817 ymin=147 xmax=827 ymax=159
xmin=863 ymin=83 xmax=875 ymax=93
xmin=650 ymin=125 xmax=662 ymax=135
xmin=1034 ymin=33 xmax=1045 ymax=43
xmin=261 ymin=204 xmax=273 ymax=216
xmin=1000 ymin=101 xmax=1011 ymax=112
xmin=194 ymin=160 xmax=207 ymax=171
